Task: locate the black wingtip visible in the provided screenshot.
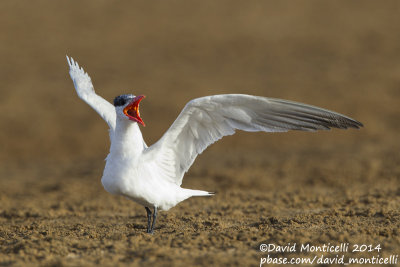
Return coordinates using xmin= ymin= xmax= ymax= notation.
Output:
xmin=349 ymin=119 xmax=364 ymax=129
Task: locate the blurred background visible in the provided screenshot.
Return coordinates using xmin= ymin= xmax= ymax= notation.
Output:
xmin=0 ymin=1 xmax=399 ymax=265
xmin=1 ymin=0 xmax=398 ymax=166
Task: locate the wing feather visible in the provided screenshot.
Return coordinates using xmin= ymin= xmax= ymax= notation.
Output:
xmin=143 ymin=94 xmax=362 ymax=185
xmin=66 ymin=56 xmax=116 ymax=131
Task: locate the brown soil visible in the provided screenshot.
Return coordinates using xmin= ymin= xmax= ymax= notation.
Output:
xmin=0 ymin=1 xmax=399 ymax=266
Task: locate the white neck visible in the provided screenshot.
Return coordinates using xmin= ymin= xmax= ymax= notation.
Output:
xmin=110 ymin=117 xmax=145 ymax=159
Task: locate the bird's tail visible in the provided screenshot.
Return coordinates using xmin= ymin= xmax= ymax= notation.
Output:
xmin=184 ymin=189 xmax=214 ymax=197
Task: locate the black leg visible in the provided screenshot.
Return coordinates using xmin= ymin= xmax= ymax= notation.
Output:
xmin=149 ymin=206 xmax=158 ymax=234
xmin=145 ymin=207 xmax=152 ymax=233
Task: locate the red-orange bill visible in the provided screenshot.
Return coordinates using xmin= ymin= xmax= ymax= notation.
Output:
xmin=123 ymin=95 xmax=145 ymax=126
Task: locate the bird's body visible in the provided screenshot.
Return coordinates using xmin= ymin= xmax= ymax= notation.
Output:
xmin=66 ymin=56 xmax=362 ymax=233
xmin=101 ymin=119 xmax=210 ymax=211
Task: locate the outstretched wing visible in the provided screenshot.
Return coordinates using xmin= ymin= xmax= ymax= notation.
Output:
xmin=143 ymin=94 xmax=362 ymax=186
xmin=66 ymin=56 xmax=116 ymax=130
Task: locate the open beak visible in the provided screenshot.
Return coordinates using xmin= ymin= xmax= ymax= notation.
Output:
xmin=123 ymin=95 xmax=146 ymax=126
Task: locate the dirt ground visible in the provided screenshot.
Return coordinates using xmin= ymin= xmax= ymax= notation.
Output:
xmin=0 ymin=1 xmax=399 ymax=266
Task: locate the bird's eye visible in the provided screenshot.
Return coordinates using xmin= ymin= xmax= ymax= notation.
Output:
xmin=114 ymin=96 xmax=127 ymax=107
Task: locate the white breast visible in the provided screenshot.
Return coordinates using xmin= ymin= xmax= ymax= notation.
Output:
xmin=102 ymin=151 xmax=189 ymax=210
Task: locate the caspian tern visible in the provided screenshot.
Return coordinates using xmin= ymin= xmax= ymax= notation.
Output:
xmin=66 ymin=56 xmax=362 ymax=234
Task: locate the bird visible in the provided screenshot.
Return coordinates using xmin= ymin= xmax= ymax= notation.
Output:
xmin=66 ymin=56 xmax=362 ymax=234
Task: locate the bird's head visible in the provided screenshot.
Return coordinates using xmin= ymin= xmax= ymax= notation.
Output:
xmin=113 ymin=94 xmax=145 ymax=126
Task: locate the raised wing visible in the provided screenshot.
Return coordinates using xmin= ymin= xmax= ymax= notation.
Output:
xmin=144 ymin=94 xmax=362 ymax=186
xmin=66 ymin=56 xmax=116 ymax=130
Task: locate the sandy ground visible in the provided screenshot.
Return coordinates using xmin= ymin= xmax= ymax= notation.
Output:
xmin=0 ymin=1 xmax=399 ymax=266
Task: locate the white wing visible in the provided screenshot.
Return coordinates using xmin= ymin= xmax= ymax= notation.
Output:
xmin=66 ymin=56 xmax=116 ymax=130
xmin=143 ymin=94 xmax=362 ymax=185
